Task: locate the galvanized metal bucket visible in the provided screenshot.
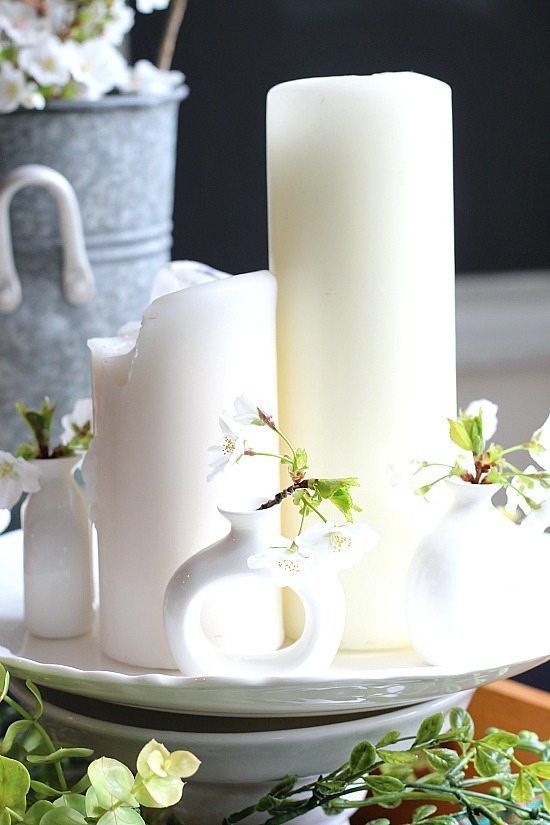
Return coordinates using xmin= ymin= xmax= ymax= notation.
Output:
xmin=0 ymin=90 xmax=184 ymax=449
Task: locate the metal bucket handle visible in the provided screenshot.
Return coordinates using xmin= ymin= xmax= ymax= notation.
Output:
xmin=0 ymin=164 xmax=95 ymax=314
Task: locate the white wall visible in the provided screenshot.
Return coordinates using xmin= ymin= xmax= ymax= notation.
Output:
xmin=456 ymin=272 xmax=550 ymax=449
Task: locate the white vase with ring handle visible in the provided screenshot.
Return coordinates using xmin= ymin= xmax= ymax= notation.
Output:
xmin=164 ymin=500 xmax=346 ymax=678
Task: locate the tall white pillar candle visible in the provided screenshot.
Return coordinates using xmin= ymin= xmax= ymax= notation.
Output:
xmin=267 ymin=73 xmax=456 ymax=650
xmin=88 ymin=271 xmax=281 ymax=669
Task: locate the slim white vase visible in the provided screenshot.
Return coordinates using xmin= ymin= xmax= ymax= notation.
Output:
xmin=164 ymin=504 xmax=346 ymax=677
xmin=406 ymin=480 xmax=550 ymax=668
xmin=22 ymin=456 xmax=93 ymax=639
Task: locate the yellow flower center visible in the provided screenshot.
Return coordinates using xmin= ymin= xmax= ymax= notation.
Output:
xmin=222 ymin=436 xmax=236 ymax=455
xmin=0 ymin=461 xmax=16 ymax=479
xmin=277 ymin=558 xmax=300 ymax=574
xmin=329 ymin=532 xmax=351 ymax=553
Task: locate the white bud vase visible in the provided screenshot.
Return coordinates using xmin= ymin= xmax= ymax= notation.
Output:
xmin=164 ymin=504 xmax=346 ymax=677
xmin=406 ymin=479 xmax=550 ymax=668
xmin=22 ymin=456 xmax=93 ymax=639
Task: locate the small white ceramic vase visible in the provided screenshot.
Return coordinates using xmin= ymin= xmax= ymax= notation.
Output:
xmin=164 ymin=504 xmax=346 ymax=677
xmin=406 ymin=479 xmax=550 ymax=668
xmin=22 ymin=456 xmax=93 ymax=639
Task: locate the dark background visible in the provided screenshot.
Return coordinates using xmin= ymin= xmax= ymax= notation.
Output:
xmin=133 ymin=0 xmax=550 ymax=689
xmin=133 ymin=0 xmax=550 ymax=276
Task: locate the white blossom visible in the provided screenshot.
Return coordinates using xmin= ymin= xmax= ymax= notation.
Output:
xmin=136 ymin=0 xmax=170 ymax=14
xmin=19 ymin=35 xmax=71 ymax=87
xmin=248 ymin=520 xmax=378 ymax=585
xmin=247 ymin=544 xmax=313 ymax=587
xmin=65 ymin=39 xmax=128 ymax=99
xmin=233 ymin=395 xmax=264 ymax=426
xmin=464 ymin=398 xmax=498 ymax=442
xmin=295 ymin=521 xmax=379 ymax=573
xmin=0 ymin=452 xmax=41 ymax=510
xmin=119 ymin=59 xmax=187 ymax=96
xmin=103 ymin=0 xmax=134 ymax=45
xmin=207 ymin=418 xmax=245 ymax=482
xmin=505 ymin=464 xmax=550 ymax=531
xmin=530 ymin=412 xmax=550 ymax=473
xmin=0 ymin=61 xmax=26 ymax=113
xmin=20 ymin=81 xmax=46 ymax=110
xmin=0 ymin=1 xmax=49 ymax=45
xmin=61 ymin=398 xmax=93 ymax=446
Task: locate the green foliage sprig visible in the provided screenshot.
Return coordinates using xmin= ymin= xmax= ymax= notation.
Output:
xmin=224 ymin=707 xmax=550 ymax=825
xmin=15 ymin=399 xmax=91 ymax=461
xmin=416 ymin=401 xmax=550 ymax=512
xmin=0 ymin=665 xmax=199 ymax=825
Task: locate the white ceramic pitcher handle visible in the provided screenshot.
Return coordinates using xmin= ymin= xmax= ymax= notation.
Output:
xmin=164 ymin=560 xmax=346 ymax=678
xmin=0 ymin=164 xmax=95 ymax=314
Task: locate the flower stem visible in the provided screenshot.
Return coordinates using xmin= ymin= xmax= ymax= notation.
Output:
xmin=273 ymin=425 xmax=297 ymax=460
xmin=4 ymin=694 xmax=68 ymax=791
xmin=157 ymin=0 xmax=189 ymax=71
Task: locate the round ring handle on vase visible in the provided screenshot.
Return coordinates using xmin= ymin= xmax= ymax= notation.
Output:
xmin=164 ymin=557 xmax=346 ymax=678
xmin=0 ymin=164 xmax=95 ymax=314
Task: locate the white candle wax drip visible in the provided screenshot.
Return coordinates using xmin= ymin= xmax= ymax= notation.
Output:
xmin=267 ymin=73 xmax=457 ymax=650
xmin=87 ymin=269 xmax=281 ymax=669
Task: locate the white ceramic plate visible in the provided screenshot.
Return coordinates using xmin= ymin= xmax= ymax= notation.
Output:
xmin=1 ymin=530 xmax=547 ymax=716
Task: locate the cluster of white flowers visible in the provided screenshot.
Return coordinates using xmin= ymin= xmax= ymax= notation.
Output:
xmin=248 ymin=520 xmax=379 ymax=585
xmin=0 ymin=0 xmax=187 ymax=113
xmin=208 ymin=395 xmax=380 ymax=582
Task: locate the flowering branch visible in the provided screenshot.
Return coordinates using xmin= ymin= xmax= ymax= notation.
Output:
xmin=416 ymin=399 xmax=550 ymax=518
xmin=208 ymin=396 xmax=379 ymax=582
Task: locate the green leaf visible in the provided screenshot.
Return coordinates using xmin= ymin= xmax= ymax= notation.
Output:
xmin=87 ymin=758 xmax=136 ymax=809
xmin=542 ymin=788 xmax=550 ymax=814
xmin=412 ymin=804 xmax=438 ymax=822
xmin=469 ymin=415 xmax=485 ymax=456
xmin=0 ymin=754 xmax=31 ymax=815
xmin=97 ymin=809 xmax=145 ymax=825
xmin=474 ymin=746 xmax=499 ymax=777
xmin=15 ymin=444 xmax=37 ymax=460
xmin=424 ymin=817 xmax=456 ymax=825
xmin=527 ymin=762 xmax=550 ymax=779
xmin=27 ymin=748 xmax=93 ymax=764
xmin=414 ymin=713 xmax=444 ymax=745
xmin=368 ymin=820 xmax=390 ymax=825
xmin=377 ymin=749 xmax=418 ymax=766
xmin=40 ymin=808 xmax=87 ymax=825
xmin=348 ymin=741 xmax=377 ymax=774
xmin=448 ymin=419 xmax=473 ymax=451
xmin=30 ymin=781 xmax=65 ymax=797
xmin=293 ymin=448 xmax=308 ymax=474
xmin=0 ymin=665 xmax=8 ymax=702
xmin=364 ymin=776 xmax=404 ymax=793
xmin=376 ymin=731 xmax=401 ymax=748
xmin=25 ymin=801 xmax=56 ymax=825
xmin=24 ymin=680 xmax=44 ymax=720
xmin=449 ymin=708 xmax=474 ymax=739
xmin=1 ymin=720 xmax=34 ymax=754
xmin=481 ymin=732 xmax=519 ymax=750
xmin=53 ymin=795 xmax=87 ymax=816
xmin=268 ymin=776 xmax=297 ymax=798
xmin=22 ymin=727 xmax=43 ymax=753
xmin=511 ymin=771 xmax=533 ymax=804
xmin=425 ymin=748 xmax=459 ymax=772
